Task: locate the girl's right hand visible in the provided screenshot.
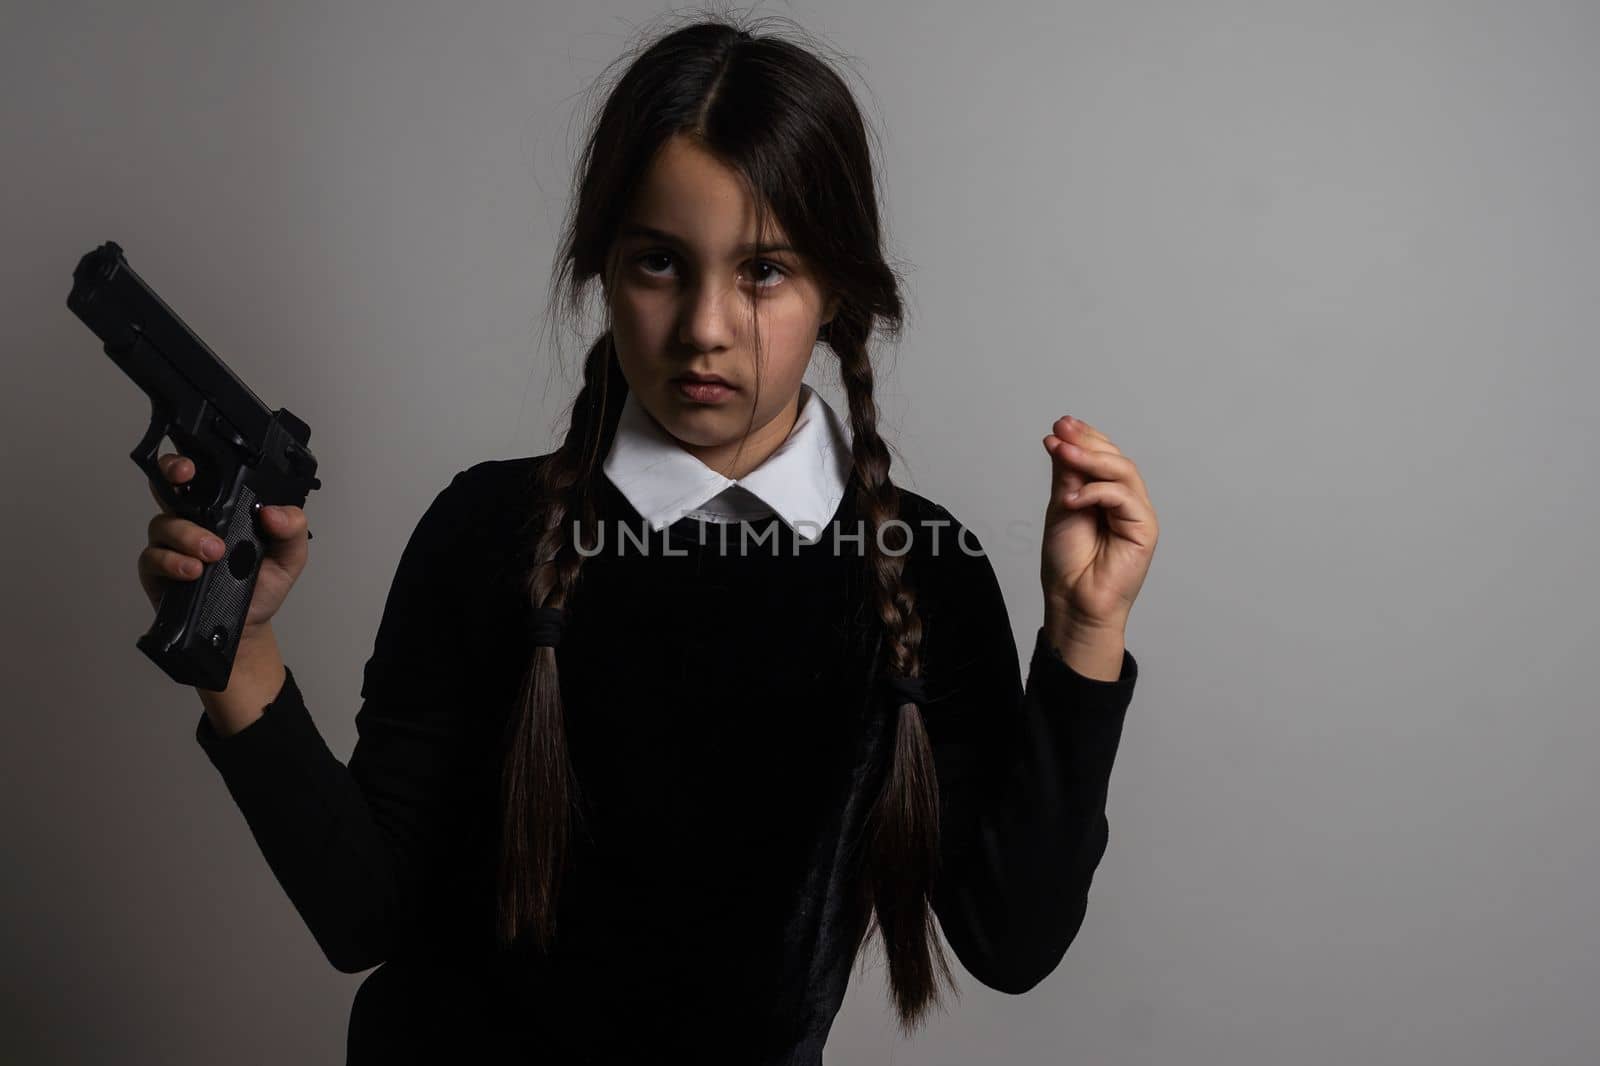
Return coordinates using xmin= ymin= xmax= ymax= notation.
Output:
xmin=137 ymin=453 xmax=311 ymax=633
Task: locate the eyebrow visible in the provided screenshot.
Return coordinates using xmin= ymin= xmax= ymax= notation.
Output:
xmin=617 ymin=222 xmax=797 ymax=256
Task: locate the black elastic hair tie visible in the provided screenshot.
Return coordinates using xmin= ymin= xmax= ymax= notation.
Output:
xmin=884 ymin=674 xmax=927 ymax=708
xmin=530 ymin=606 xmax=565 ymax=648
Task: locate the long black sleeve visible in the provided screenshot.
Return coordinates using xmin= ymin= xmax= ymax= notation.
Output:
xmin=193 ymin=469 xmax=479 ymax=974
xmin=918 ymin=507 xmax=1138 ymax=995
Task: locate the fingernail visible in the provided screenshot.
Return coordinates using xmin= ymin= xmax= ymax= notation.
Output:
xmin=202 ymin=537 xmax=223 ymax=558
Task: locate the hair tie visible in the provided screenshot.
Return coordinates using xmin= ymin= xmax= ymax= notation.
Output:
xmin=883 ymin=673 xmax=927 ymax=708
xmin=530 ymin=606 xmax=565 ymax=648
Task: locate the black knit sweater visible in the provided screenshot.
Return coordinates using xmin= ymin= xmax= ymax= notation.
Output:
xmin=194 ymin=454 xmax=1139 ymax=1064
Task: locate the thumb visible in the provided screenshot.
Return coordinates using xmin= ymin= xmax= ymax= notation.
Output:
xmin=260 ymin=505 xmax=310 ymax=552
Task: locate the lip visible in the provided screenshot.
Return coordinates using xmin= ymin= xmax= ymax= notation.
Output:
xmin=674 ymin=378 xmax=737 ymax=403
xmin=673 ymin=371 xmax=735 ymax=387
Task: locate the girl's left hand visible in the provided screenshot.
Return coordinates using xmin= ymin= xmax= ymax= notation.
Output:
xmin=1040 ymin=415 xmax=1159 ymax=632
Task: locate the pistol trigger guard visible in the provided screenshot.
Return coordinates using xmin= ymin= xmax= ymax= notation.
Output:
xmin=130 ymin=404 xmax=184 ymax=514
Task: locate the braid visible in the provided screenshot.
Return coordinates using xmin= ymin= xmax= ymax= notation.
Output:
xmin=832 ymin=318 xmax=958 ymax=1031
xmin=495 ymin=332 xmax=626 ymax=950
xmin=496 ymin=306 xmax=953 ymax=1028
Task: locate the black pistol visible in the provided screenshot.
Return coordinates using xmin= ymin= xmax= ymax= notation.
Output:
xmin=67 ymin=240 xmax=323 ymax=691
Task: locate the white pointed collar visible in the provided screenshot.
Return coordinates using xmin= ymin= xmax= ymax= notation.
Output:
xmin=601 ymin=381 xmax=854 ymax=543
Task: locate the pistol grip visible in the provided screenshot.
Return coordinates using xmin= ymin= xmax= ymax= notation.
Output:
xmin=137 ymin=482 xmax=267 ymax=690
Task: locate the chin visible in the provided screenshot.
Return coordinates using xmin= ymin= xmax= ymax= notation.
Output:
xmin=658 ymin=417 xmax=743 ymax=449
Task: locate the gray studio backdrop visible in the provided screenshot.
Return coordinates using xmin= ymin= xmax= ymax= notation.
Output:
xmin=4 ymin=1 xmax=1597 ymax=1063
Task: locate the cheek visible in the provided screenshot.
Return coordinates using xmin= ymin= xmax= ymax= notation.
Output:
xmin=609 ymin=296 xmax=675 ymax=368
xmin=753 ymin=311 xmax=819 ymax=374
xmin=611 ymin=288 xmax=662 ymax=333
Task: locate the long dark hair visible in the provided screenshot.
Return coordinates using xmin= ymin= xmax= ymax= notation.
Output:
xmin=497 ymin=10 xmax=955 ymax=1033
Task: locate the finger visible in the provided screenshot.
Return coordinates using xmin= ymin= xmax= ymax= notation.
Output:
xmin=1045 ymin=436 xmax=1148 ymax=501
xmin=259 ymin=504 xmax=308 ymax=541
xmin=1057 ymin=479 xmax=1159 ymax=543
xmin=148 ymin=513 xmax=226 ymax=563
xmin=259 ymin=505 xmax=314 ymax=556
xmin=148 ymin=454 xmax=195 ymax=511
xmin=1044 ymin=435 xmax=1088 ymax=498
xmin=1051 ymin=415 xmax=1120 ymax=455
xmin=139 ymin=545 xmax=206 ymax=583
xmin=1053 ymin=419 xmax=1155 ymax=512
xmin=161 ymin=453 xmax=194 ymax=482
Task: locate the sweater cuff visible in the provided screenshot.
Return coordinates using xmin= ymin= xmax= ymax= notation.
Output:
xmin=1027 ymin=625 xmax=1138 ymax=709
xmin=194 ymin=665 xmax=324 ymax=779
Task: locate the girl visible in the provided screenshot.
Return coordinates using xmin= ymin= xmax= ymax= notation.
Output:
xmin=140 ymin=14 xmax=1157 ymax=1065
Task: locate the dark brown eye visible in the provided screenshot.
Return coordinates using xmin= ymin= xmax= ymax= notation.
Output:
xmin=748 ymin=260 xmax=787 ymax=287
xmin=637 ymin=252 xmax=674 ymax=275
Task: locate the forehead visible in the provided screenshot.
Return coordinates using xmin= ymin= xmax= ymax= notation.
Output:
xmin=621 ymin=135 xmax=790 ymax=252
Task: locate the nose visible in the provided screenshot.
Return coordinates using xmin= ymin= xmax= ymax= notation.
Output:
xmin=676 ymin=276 xmax=743 ymax=351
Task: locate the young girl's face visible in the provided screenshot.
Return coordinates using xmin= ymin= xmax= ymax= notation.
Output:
xmin=605 ymin=134 xmax=837 ymax=476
